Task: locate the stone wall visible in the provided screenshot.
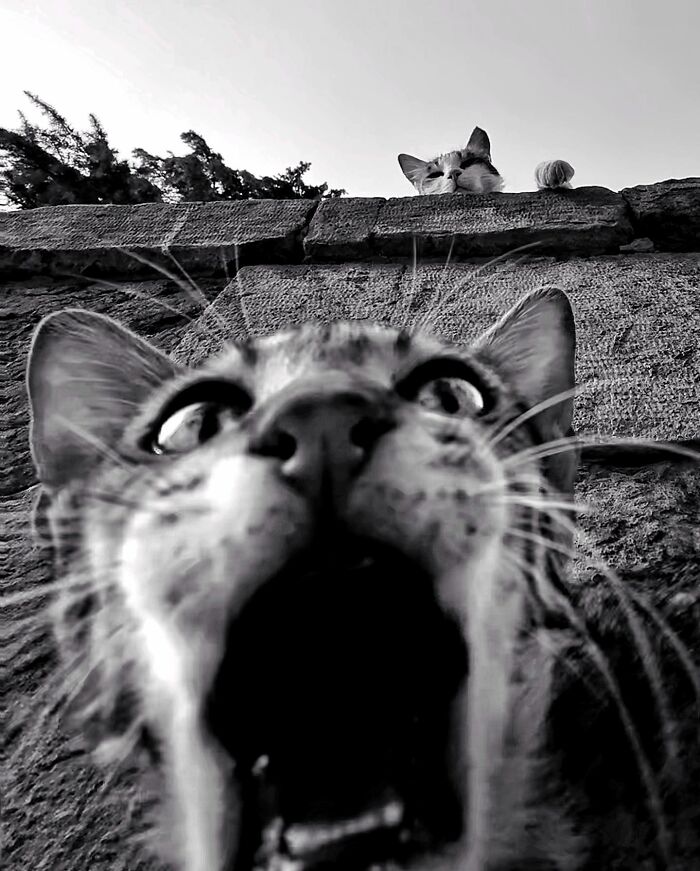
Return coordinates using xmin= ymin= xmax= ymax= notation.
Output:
xmin=3 ymin=180 xmax=700 ymax=870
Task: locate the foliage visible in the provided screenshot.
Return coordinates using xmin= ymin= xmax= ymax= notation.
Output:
xmin=0 ymin=93 xmax=344 ymax=209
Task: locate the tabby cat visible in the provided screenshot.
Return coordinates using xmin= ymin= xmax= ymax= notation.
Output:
xmin=27 ymin=288 xmax=583 ymax=871
xmin=398 ymin=126 xmax=575 ymax=195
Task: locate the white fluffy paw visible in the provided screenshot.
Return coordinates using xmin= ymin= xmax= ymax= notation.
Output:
xmin=535 ymin=159 xmax=575 ymax=190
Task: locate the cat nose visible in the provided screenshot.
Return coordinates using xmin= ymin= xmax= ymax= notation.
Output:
xmin=249 ymin=380 xmax=394 ymax=503
xmin=447 ymin=168 xmax=461 ymax=181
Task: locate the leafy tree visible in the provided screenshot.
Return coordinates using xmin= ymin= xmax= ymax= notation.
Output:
xmin=0 ymin=94 xmax=162 ymax=208
xmin=0 ymin=93 xmax=344 ymax=209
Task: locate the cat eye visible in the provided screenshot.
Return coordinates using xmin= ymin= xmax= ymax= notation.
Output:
xmin=426 ymin=171 xmax=443 ymax=179
xmin=148 ymin=380 xmax=253 ymax=454
xmin=395 ymin=358 xmax=493 ymax=417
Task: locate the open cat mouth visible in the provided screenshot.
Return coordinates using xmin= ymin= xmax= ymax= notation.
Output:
xmin=205 ymin=537 xmax=470 ymax=871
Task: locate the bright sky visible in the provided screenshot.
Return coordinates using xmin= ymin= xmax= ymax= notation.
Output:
xmin=1 ymin=0 xmax=698 ymax=199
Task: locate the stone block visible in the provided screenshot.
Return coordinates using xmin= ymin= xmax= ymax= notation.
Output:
xmin=304 ymin=197 xmax=385 ymax=259
xmin=622 ymin=178 xmax=700 ymax=251
xmin=0 ymin=200 xmax=317 ymax=278
xmin=372 ymin=187 xmax=633 ymax=258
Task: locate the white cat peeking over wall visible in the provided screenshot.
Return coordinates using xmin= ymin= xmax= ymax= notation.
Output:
xmin=398 ymin=126 xmax=574 ymax=195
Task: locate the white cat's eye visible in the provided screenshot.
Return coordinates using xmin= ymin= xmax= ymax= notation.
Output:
xmin=426 ymin=171 xmax=443 ymax=179
xmin=152 ymin=402 xmax=240 ymax=454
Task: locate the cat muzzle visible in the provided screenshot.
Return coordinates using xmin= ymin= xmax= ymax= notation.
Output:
xmin=247 ymin=377 xmax=396 ymax=510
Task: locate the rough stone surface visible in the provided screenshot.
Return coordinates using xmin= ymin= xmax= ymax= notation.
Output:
xmin=303 ymin=196 xmax=385 ymax=259
xmin=173 ymin=255 xmax=700 ymax=440
xmin=0 ymin=200 xmax=317 ymax=278
xmin=367 ymin=187 xmax=634 ymax=259
xmin=3 ymin=197 xmax=700 ymax=870
xmin=622 ymin=178 xmax=700 ymax=251
xmin=173 ymin=263 xmax=407 ymax=365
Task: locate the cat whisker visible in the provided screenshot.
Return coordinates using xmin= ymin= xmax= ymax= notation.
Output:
xmin=496 ymin=494 xmax=584 ymax=516
xmin=505 ymin=525 xmax=577 ymax=562
xmin=0 ymin=511 xmax=35 ymax=527
xmin=508 ymin=512 xmax=687 ymax=775
xmin=573 ymin=633 xmax=671 ymax=860
xmin=628 ymin=588 xmax=700 ymax=726
xmin=505 ymin=433 xmax=700 ymax=471
xmin=0 ymin=571 xmax=116 ymax=608
xmin=498 ymin=504 xmax=581 ymax=560
xmin=163 ymin=247 xmax=210 ymax=308
xmin=503 ymin=534 xmax=671 ymax=860
xmin=465 ymin=471 xmax=546 ymax=504
xmin=233 ymin=242 xmax=253 ymax=338
xmin=80 ymin=488 xmax=147 ymax=512
xmin=412 ymin=242 xmax=543 ymax=334
xmin=18 ymin=635 xmax=127 ymax=771
xmin=525 ymin=619 xmax=608 ymax=708
xmin=409 ymin=235 xmax=418 ymax=320
xmin=0 ymin=613 xmax=54 ymax=639
xmin=118 ymin=246 xmax=231 ymax=343
xmin=163 ymin=245 xmax=232 ymax=340
xmin=220 ymin=246 xmax=231 ymax=283
xmin=58 ymin=269 xmax=219 ymax=342
xmin=487 ymin=385 xmax=582 ymax=452
xmin=42 ymin=383 xmax=142 ymax=409
xmin=581 ymin=528 xmax=681 ymax=769
xmin=94 ymin=718 xmax=148 ymax=800
xmin=432 ymin=234 xmax=457 ymax=304
xmin=498 ymin=546 xmax=573 ymax=620
xmin=395 ymin=235 xmax=422 ymax=329
xmin=54 ymin=414 xmax=133 ymax=472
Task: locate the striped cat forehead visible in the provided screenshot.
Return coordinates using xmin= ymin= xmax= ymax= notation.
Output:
xmin=432 ymin=150 xmax=463 ymax=168
xmin=201 ymin=321 xmax=450 ymax=382
xmin=133 ymin=320 xmax=500 ymax=432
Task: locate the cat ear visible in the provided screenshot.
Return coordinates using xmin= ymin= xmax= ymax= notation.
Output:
xmin=473 ymin=287 xmax=577 ymax=492
xmin=27 ymin=309 xmax=181 ymax=490
xmin=398 ymin=153 xmax=428 ymax=184
xmin=465 ymin=126 xmax=491 ymax=160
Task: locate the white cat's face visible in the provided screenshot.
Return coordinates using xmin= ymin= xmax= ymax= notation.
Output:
xmin=398 ymin=126 xmax=505 ymax=196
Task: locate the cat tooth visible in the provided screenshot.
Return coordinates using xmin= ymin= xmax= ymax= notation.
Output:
xmin=380 ymin=800 xmax=403 ymax=827
xmin=252 ymin=754 xmax=270 ymax=776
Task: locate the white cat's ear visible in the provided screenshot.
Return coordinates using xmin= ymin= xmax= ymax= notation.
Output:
xmin=27 ymin=309 xmax=181 ymax=490
xmin=465 ymin=126 xmax=491 ymax=160
xmin=473 ymin=287 xmax=577 ymax=491
xmin=398 ymin=153 xmax=428 ymax=184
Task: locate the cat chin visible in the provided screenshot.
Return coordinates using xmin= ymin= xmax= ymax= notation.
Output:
xmin=416 ymin=181 xmax=458 ymax=195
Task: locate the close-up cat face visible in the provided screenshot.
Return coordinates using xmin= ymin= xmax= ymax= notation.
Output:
xmin=26 ymin=288 xmax=579 ymax=871
xmin=398 ymin=127 xmax=505 ymax=195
